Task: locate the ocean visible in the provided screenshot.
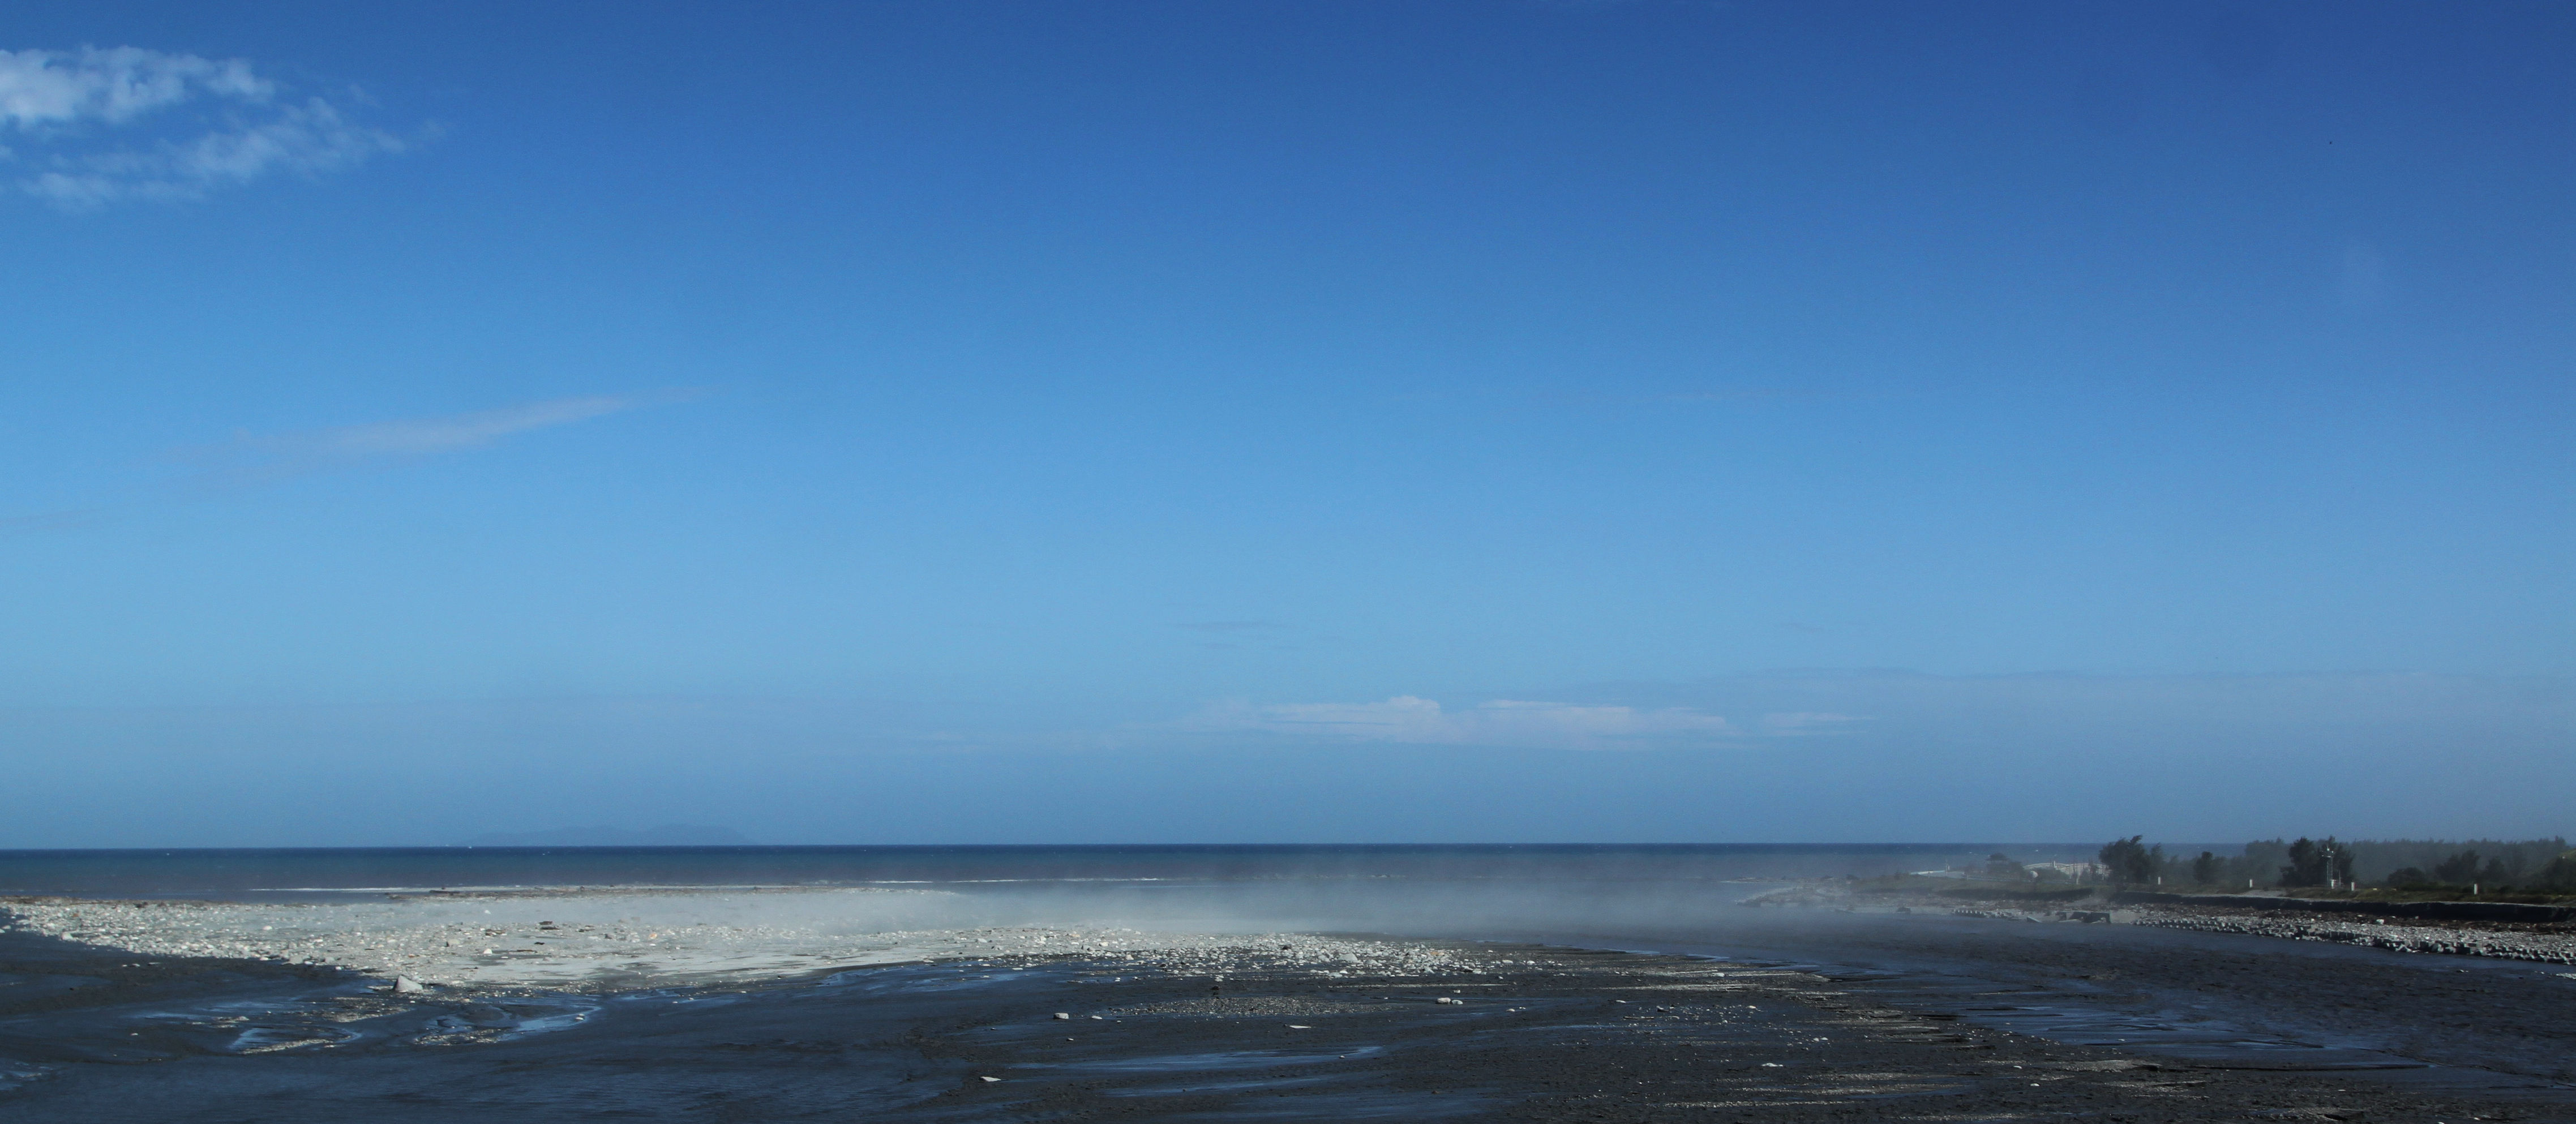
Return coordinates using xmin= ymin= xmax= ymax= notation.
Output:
xmin=0 ymin=843 xmax=2076 ymax=900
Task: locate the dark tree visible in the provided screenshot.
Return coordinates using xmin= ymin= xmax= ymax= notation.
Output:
xmin=1984 ymin=852 xmax=2024 ymax=878
xmin=2098 ymin=836 xmax=2155 ymax=884
xmin=2540 ymin=852 xmax=2576 ymax=891
xmin=2384 ymin=866 xmax=2430 ymax=887
xmin=2433 ymin=850 xmax=2484 ymax=884
xmin=2191 ymin=851 xmax=2222 ymax=885
xmin=2279 ymin=837 xmax=2335 ymax=887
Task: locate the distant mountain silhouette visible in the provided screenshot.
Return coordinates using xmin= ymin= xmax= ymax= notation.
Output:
xmin=455 ymin=825 xmax=755 ymax=847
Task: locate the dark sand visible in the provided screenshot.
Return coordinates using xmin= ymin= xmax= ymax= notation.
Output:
xmin=4 ymin=917 xmax=2573 ymax=1122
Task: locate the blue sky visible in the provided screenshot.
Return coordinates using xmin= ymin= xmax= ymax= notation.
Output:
xmin=2 ymin=2 xmax=2570 ymax=846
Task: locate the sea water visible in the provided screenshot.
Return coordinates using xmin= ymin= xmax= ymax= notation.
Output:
xmin=0 ymin=843 xmax=2077 ymax=901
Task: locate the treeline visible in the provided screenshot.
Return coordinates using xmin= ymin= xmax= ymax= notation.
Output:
xmin=2079 ymin=836 xmax=2575 ymax=892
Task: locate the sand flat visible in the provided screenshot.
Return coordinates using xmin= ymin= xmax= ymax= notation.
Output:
xmin=0 ymin=890 xmax=1472 ymax=989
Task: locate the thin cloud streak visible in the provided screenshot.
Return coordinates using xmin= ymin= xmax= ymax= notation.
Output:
xmin=2 ymin=392 xmax=687 ymax=534
xmin=183 ymin=391 xmax=692 ymax=487
xmin=248 ymin=395 xmax=658 ymax=460
xmin=1178 ymin=694 xmax=1768 ymax=750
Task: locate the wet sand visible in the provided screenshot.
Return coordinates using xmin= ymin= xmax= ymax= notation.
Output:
xmin=1700 ymin=890 xmax=2576 ymax=1082
xmin=4 ymin=916 xmax=2573 ymax=1121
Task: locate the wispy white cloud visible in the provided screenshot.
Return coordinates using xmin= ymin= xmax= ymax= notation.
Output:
xmin=0 ymin=46 xmax=402 ymax=207
xmin=1757 ymin=711 xmax=1867 ymax=734
xmin=1184 ymin=695 xmax=1743 ymax=750
xmin=0 ymin=46 xmax=275 ymax=127
xmin=2 ymin=393 xmax=683 ymax=533
xmin=256 ymin=396 xmax=655 ymax=460
xmin=183 ymin=393 xmax=684 ymax=487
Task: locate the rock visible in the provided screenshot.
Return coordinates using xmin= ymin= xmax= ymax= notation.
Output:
xmin=393 ymin=976 xmax=426 ymax=994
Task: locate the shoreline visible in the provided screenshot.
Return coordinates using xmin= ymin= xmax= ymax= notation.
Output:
xmin=2 ymin=924 xmax=2567 ymax=1121
xmin=7 ymin=886 xmax=2576 ymax=1118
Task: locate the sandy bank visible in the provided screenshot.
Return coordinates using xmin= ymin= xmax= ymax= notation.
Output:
xmin=0 ymin=890 xmax=1475 ymax=990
